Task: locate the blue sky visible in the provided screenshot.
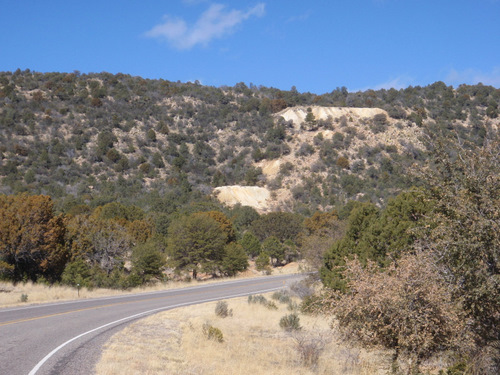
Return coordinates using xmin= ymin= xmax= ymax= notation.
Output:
xmin=1 ymin=0 xmax=499 ymax=94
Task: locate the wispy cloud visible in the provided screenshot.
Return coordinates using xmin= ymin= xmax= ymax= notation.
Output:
xmin=286 ymin=10 xmax=312 ymax=23
xmin=354 ymin=75 xmax=415 ymax=92
xmin=145 ymin=3 xmax=266 ymax=50
xmin=446 ymin=67 xmax=500 ymax=87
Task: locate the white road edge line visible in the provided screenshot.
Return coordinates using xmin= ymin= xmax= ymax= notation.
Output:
xmin=28 ymin=286 xmax=282 ymax=375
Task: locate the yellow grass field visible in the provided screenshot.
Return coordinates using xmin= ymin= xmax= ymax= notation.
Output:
xmin=96 ymin=293 xmax=392 ymax=375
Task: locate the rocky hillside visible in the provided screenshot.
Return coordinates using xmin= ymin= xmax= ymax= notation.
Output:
xmin=0 ymin=70 xmax=498 ymax=214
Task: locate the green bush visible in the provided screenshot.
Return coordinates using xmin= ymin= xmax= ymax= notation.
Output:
xmin=248 ymin=294 xmax=266 ymax=304
xmin=131 ymin=241 xmax=165 ymax=283
xmin=265 ymin=300 xmax=278 ymax=310
xmin=202 ymin=323 xmax=224 ymax=343
xmin=221 ymin=242 xmax=248 ymax=276
xmin=300 ymin=294 xmax=324 ymax=315
xmin=61 ymin=259 xmax=92 ymax=288
xmin=279 ymin=313 xmax=301 ymax=332
xmin=239 ymin=231 xmax=261 ymax=258
xmin=255 ymin=252 xmax=271 ymax=273
xmin=438 ymin=360 xmax=468 ymax=375
xmin=272 ymin=290 xmax=291 ymax=304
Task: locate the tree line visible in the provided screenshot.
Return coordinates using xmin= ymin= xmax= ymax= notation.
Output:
xmin=0 ymin=195 xmax=310 ymax=288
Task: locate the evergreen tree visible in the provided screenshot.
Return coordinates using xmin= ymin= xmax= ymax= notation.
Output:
xmin=261 ymin=236 xmax=284 ymax=266
xmin=221 ymin=242 xmax=248 ymax=276
xmin=239 ymin=231 xmax=261 ymax=258
xmin=167 ymin=214 xmax=227 ymax=279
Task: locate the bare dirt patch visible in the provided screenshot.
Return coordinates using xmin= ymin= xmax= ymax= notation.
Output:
xmin=276 ymin=106 xmax=389 ymax=130
xmin=213 ymin=185 xmax=271 ymax=212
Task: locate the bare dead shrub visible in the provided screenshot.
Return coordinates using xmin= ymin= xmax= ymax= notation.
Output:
xmin=289 ymin=280 xmax=314 ymax=300
xmin=292 ymin=331 xmax=330 ymax=368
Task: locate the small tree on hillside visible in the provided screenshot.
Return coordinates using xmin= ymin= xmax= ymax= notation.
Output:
xmin=131 ymin=240 xmax=165 ymax=283
xmin=195 ymin=211 xmax=236 ymax=243
xmin=251 ymin=212 xmax=304 ymax=243
xmin=301 ymin=211 xmax=345 ymax=271
xmin=255 ymin=252 xmax=271 ymax=273
xmin=303 ymin=107 xmax=318 ymax=131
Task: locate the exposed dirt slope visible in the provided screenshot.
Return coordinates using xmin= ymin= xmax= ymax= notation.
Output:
xmin=277 ymin=106 xmax=389 ymax=130
xmin=213 ymin=186 xmax=271 ymax=212
xmin=213 ymin=106 xmax=422 ymax=212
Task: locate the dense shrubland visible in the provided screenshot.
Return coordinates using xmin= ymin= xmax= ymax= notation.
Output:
xmin=0 ymin=193 xmax=310 ymax=287
xmin=1 ymin=70 xmax=498 ymax=213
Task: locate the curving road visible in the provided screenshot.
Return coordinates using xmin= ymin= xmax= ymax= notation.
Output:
xmin=0 ymin=274 xmax=304 ymax=375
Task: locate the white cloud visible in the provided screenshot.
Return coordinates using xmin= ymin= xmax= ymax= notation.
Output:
xmin=145 ymin=3 xmax=266 ymax=50
xmin=446 ymin=67 xmax=500 ymax=87
xmin=354 ymin=75 xmax=415 ymax=92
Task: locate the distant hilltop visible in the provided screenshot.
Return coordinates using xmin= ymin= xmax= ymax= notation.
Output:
xmin=0 ymin=71 xmax=498 ymax=211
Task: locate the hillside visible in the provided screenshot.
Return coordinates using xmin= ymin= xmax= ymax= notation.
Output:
xmin=1 ymin=71 xmax=499 ymax=213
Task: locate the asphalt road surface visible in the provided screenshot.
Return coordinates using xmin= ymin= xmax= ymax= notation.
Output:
xmin=0 ymin=274 xmax=304 ymax=375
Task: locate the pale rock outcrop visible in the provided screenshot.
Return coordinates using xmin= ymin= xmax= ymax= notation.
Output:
xmin=276 ymin=106 xmax=389 ymax=130
xmin=213 ymin=186 xmax=271 ymax=212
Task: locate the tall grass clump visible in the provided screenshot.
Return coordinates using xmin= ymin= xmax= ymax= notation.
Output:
xmin=248 ymin=294 xmax=278 ymax=310
xmin=215 ymin=300 xmax=232 ymax=318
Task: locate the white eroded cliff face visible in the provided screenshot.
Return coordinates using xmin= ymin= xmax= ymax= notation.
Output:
xmin=213 ymin=186 xmax=271 ymax=212
xmin=276 ymin=106 xmax=389 ymax=130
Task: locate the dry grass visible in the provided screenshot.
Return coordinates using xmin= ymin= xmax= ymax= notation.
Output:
xmin=96 ymin=293 xmax=391 ymax=375
xmin=0 ymin=280 xmax=203 ymax=307
xmin=0 ymin=262 xmax=303 ymax=308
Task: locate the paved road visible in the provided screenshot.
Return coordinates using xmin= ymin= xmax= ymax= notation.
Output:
xmin=0 ymin=274 xmax=304 ymax=375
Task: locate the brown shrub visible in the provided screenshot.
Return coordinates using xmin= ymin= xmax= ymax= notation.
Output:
xmin=333 ymin=251 xmax=467 ymax=374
